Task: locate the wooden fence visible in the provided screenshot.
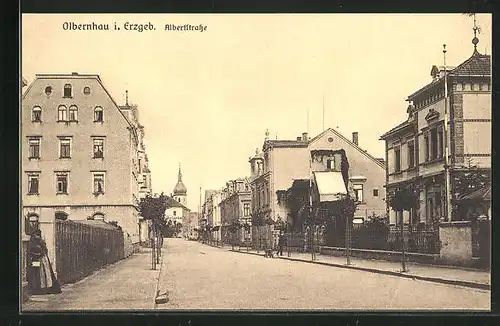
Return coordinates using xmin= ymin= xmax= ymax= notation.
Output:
xmin=55 ymin=220 xmax=124 ymax=284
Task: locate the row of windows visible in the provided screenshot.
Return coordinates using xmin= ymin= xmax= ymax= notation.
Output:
xmin=28 ymin=136 xmax=105 ymax=159
xmin=26 ymin=171 xmax=106 ymax=195
xmin=393 ymin=126 xmax=444 ymax=172
xmin=31 ymin=105 xmax=104 ymax=123
xmin=44 ymin=84 xmax=91 ymax=98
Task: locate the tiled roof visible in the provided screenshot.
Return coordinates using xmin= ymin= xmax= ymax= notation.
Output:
xmin=407 ymin=51 xmax=491 ymax=101
xmin=265 ymin=140 xmax=308 ymax=148
xmin=166 ymin=196 xmax=190 ymax=211
xmin=379 ymin=120 xmax=409 ymax=139
xmin=451 ymin=51 xmax=491 ymax=76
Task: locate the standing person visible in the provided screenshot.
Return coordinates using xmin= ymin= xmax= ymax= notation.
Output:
xmin=277 ymin=232 xmax=286 ymax=256
xmin=26 ymin=229 xmax=62 ymax=295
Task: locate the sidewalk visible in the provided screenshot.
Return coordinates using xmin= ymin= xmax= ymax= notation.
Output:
xmin=223 ymin=246 xmax=490 ymax=291
xmin=22 ymin=248 xmax=161 ymax=311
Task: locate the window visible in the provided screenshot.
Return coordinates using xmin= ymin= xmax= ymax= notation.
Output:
xmin=408 ymin=141 xmax=415 ymax=168
xmin=58 ymin=105 xmax=68 ymax=122
xmin=69 ymin=105 xmax=78 ymax=121
xmin=353 ymin=184 xmax=364 ymax=203
xmin=83 ymin=86 xmax=91 ymax=95
xmin=373 ymin=189 xmax=379 ymax=197
xmin=93 ymin=172 xmax=105 ymax=194
xmin=437 ymin=130 xmax=444 ymax=158
xmin=93 ymin=138 xmax=104 ymax=158
xmin=27 ymin=173 xmax=40 ymax=195
xmin=28 ymin=137 xmax=40 ymax=159
xmin=394 ymin=147 xmax=401 ymax=172
xmin=327 ymin=157 xmax=334 ymax=170
xmin=63 ymin=84 xmax=72 ymax=97
xmin=424 ymin=135 xmax=429 ymax=162
xmin=94 ymin=106 xmax=103 ymax=122
xmin=32 ymin=106 xmax=42 ymax=122
xmin=56 ymin=173 xmax=69 ymax=194
xmin=92 ymin=213 xmax=104 ymax=220
xmin=430 ymin=129 xmax=438 ymax=160
xmin=59 ymin=138 xmax=71 ymax=158
xmin=244 ymin=203 xmax=250 ymax=216
xmin=173 ymin=211 xmax=177 ymax=216
xmin=45 ymin=86 xmax=52 ymax=96
xmin=55 ymin=212 xmax=68 ymax=220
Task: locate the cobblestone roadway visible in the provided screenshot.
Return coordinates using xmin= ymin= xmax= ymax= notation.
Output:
xmin=157 ymin=239 xmax=490 ymax=311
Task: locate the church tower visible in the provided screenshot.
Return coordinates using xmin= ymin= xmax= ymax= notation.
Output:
xmin=173 ymin=164 xmax=187 ymax=206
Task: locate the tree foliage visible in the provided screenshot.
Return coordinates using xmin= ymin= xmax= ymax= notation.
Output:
xmin=138 ymin=193 xmax=168 ymax=226
xmin=386 ymin=184 xmax=419 ymax=212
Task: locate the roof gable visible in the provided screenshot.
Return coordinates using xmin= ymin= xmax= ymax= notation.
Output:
xmin=309 ymin=128 xmax=385 ymax=169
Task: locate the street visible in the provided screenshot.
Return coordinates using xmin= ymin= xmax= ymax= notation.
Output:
xmin=158 ymin=239 xmax=490 ymax=310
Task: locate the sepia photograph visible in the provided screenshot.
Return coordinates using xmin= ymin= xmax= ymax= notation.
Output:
xmin=20 ymin=13 xmax=491 ymax=311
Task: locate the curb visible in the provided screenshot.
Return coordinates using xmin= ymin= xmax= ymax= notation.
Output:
xmin=229 ymin=249 xmax=490 ymax=291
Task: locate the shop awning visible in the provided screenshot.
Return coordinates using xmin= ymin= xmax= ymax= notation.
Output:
xmin=459 ymin=186 xmax=491 ymax=201
xmin=313 ymin=171 xmax=348 ymax=202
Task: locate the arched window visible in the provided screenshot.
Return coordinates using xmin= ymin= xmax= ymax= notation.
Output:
xmin=58 ymin=105 xmax=68 ymax=122
xmin=25 ymin=213 xmax=39 ymax=235
xmin=64 ymin=84 xmax=72 ymax=97
xmin=94 ymin=106 xmax=103 ymax=122
xmin=69 ymin=105 xmax=78 ymax=121
xmin=32 ymin=106 xmax=42 ymax=122
xmin=55 ymin=211 xmax=68 ymax=220
xmin=92 ymin=212 xmax=105 ymax=220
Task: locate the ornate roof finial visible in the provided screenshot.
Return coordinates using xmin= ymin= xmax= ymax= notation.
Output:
xmin=178 ymin=162 xmax=182 ymax=181
xmin=255 ymin=148 xmax=259 ymax=155
xmin=265 ymin=129 xmax=270 ymax=140
xmin=471 ymin=13 xmax=481 ymax=54
xmin=126 ymin=90 xmax=129 ymax=106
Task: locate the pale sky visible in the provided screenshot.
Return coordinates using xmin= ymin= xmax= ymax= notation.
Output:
xmin=21 ymin=14 xmax=492 ymax=211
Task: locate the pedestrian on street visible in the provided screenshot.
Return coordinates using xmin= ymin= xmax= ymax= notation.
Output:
xmin=277 ymin=232 xmax=286 ymax=256
xmin=26 ymin=229 xmax=62 ymax=295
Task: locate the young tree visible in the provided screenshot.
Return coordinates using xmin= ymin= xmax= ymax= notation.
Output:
xmin=138 ymin=192 xmax=168 ymax=240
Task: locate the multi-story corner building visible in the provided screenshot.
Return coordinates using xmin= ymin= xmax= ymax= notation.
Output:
xmin=380 ymin=39 xmax=491 ymax=229
xmin=21 ymin=72 xmax=145 ymax=264
xmin=121 ymin=94 xmax=153 ymax=242
xmin=250 ymin=129 xmax=386 ymax=236
xmin=220 ymin=178 xmax=252 ymax=244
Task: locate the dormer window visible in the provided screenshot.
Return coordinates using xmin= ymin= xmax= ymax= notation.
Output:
xmin=63 ymin=84 xmax=72 ymax=98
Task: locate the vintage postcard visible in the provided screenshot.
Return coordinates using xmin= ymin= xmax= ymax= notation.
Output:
xmin=20 ymin=13 xmax=491 ymax=311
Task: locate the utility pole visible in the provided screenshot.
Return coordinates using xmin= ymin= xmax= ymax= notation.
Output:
xmin=443 ymin=44 xmax=452 ymax=223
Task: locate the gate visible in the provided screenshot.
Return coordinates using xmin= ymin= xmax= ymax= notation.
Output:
xmin=472 ymin=219 xmax=490 ymax=268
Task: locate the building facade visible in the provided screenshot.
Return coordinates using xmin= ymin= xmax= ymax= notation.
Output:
xmin=22 ymin=73 xmax=145 ymax=265
xmin=220 ymin=178 xmax=252 ymax=244
xmin=251 ymin=129 xmax=386 ymax=225
xmin=380 ymin=44 xmax=491 ymax=229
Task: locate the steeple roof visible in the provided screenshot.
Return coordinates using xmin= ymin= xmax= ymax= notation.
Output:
xmin=173 ymin=164 xmax=187 ymax=195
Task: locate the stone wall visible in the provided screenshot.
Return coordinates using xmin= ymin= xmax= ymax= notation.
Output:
xmin=439 ymin=221 xmax=473 ymax=266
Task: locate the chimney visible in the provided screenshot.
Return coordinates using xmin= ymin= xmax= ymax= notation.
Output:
xmin=302 ymin=132 xmax=308 ymax=141
xmin=71 ymin=72 xmax=78 ymax=76
xmin=297 ymin=137 xmax=302 ymax=141
xmin=352 ymin=132 xmax=359 ymax=146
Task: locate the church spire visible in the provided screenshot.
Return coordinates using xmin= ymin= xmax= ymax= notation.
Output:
xmin=178 ymin=163 xmax=182 ymax=181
